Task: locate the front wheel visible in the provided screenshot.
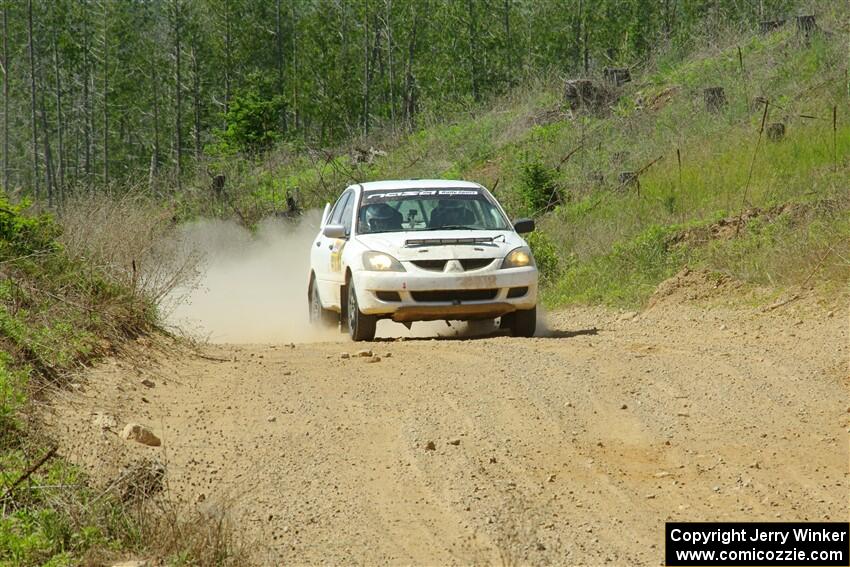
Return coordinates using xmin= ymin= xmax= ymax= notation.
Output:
xmin=347 ymin=283 xmax=377 ymax=341
xmin=309 ymin=279 xmax=338 ymax=329
xmin=501 ymin=306 xmax=537 ymax=337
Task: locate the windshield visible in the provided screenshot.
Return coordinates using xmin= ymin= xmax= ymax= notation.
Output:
xmin=357 ymin=188 xmax=511 ymax=234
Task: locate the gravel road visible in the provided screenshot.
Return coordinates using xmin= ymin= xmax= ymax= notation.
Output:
xmin=48 ymin=276 xmax=848 ymax=565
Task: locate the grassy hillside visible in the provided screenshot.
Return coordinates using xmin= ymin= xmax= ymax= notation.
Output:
xmin=182 ymin=15 xmax=848 ymax=307
xmin=0 ymin=197 xmax=241 ymax=565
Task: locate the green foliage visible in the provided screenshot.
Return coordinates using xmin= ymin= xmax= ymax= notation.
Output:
xmin=547 ymin=225 xmax=686 ymax=307
xmin=0 ymin=193 xmax=158 ymax=565
xmin=517 ymin=155 xmax=559 ymax=215
xmin=211 ymin=75 xmax=287 ymax=155
xmin=0 ymin=353 xmax=27 ymax=441
xmin=526 ymin=230 xmax=561 ymax=284
xmin=0 ymin=198 xmax=59 ymax=258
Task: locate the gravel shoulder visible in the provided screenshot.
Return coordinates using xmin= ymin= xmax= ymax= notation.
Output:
xmin=45 ymin=279 xmax=849 ymax=565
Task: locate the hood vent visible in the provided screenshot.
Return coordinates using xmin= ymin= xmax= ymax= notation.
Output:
xmin=404 ymin=236 xmax=500 ymax=247
xmin=411 ymin=258 xmax=496 ymax=272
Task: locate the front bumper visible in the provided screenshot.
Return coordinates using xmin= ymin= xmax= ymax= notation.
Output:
xmin=352 ymin=265 xmax=538 ymax=322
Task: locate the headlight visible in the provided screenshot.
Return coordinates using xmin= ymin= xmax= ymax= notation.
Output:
xmin=501 ymin=246 xmax=535 ymax=269
xmin=363 ymin=251 xmax=406 ymax=272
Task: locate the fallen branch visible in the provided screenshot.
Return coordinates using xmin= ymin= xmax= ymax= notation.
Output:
xmin=195 ymin=353 xmax=232 ymax=363
xmin=1 ymin=445 xmax=58 ymax=503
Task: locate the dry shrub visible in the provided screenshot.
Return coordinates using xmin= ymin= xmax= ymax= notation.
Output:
xmin=119 ymin=495 xmax=253 ymax=566
xmin=58 ymin=192 xmax=201 ymax=310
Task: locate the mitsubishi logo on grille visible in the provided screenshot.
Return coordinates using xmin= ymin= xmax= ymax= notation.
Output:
xmin=444 ymin=260 xmax=464 ymax=273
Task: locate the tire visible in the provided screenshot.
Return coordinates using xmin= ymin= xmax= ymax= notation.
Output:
xmin=309 ymin=278 xmax=338 ymax=329
xmin=503 ymin=306 xmax=536 ymax=337
xmin=347 ymin=282 xmax=377 ymax=341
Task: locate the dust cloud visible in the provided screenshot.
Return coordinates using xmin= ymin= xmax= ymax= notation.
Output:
xmin=164 ymin=212 xmax=530 ymax=343
xmin=165 ymin=211 xmax=341 ymax=344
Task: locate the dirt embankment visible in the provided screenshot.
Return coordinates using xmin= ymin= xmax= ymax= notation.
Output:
xmin=44 ymin=276 xmax=848 ymax=565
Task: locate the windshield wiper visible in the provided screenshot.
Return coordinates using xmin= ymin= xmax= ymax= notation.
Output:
xmin=433 ymin=225 xmax=480 ymax=230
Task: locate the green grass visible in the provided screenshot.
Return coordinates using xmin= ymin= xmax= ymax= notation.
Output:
xmin=0 ymin=196 xmax=158 ymax=566
xmin=177 ymin=16 xmax=849 ymax=308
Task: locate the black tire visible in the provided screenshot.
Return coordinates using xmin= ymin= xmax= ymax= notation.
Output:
xmin=503 ymin=306 xmax=536 ymax=337
xmin=347 ymin=282 xmax=377 ymax=341
xmin=309 ymin=278 xmax=338 ymax=329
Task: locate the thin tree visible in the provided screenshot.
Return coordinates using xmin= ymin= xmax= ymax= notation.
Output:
xmin=385 ymin=0 xmax=395 ymax=126
xmin=27 ymin=0 xmax=39 ymax=199
xmin=81 ymin=0 xmax=91 ymax=184
xmin=466 ymin=0 xmax=480 ymax=102
xmin=362 ymin=5 xmax=370 ymax=135
xmin=39 ymin=91 xmax=54 ymax=206
xmin=403 ymin=4 xmax=419 ymax=129
xmin=223 ymin=0 xmax=231 ymax=118
xmin=503 ymin=0 xmax=513 ymax=83
xmin=173 ymin=0 xmax=182 ymax=190
xmin=275 ymin=0 xmax=287 ymax=134
xmin=100 ymin=0 xmax=108 ymax=185
xmin=52 ymin=31 xmax=65 ymax=196
xmin=2 ymin=2 xmax=9 ymax=191
xmin=191 ymin=43 xmax=201 ymax=159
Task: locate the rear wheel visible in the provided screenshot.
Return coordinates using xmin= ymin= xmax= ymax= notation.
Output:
xmin=309 ymin=278 xmax=337 ymax=329
xmin=501 ymin=306 xmax=536 ymax=337
xmin=347 ymin=282 xmax=377 ymax=341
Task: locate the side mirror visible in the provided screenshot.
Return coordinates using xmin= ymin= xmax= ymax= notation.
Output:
xmin=323 ymin=224 xmax=346 ymax=239
xmin=513 ymin=218 xmax=535 ymax=234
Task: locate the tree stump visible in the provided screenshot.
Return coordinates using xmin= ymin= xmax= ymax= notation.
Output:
xmin=211 ymin=174 xmax=226 ymax=198
xmin=767 ymin=122 xmax=785 ymax=141
xmin=618 ymin=171 xmax=640 ymax=190
xmin=703 ymin=87 xmax=727 ymax=112
xmin=796 ymin=15 xmax=816 ymax=37
xmin=759 ymin=20 xmax=785 ymax=34
xmin=603 ymin=67 xmax=631 ymax=87
xmin=610 ymin=151 xmax=630 ymax=166
xmin=587 ymin=170 xmax=605 ymax=185
xmin=564 ymin=79 xmax=610 ymax=114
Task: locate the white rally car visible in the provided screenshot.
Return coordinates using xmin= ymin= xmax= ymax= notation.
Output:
xmin=308 ymin=180 xmax=538 ymax=341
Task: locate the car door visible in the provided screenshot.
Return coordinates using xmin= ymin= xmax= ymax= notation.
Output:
xmin=312 ymin=190 xmax=351 ymax=308
xmin=327 ymin=189 xmax=357 ymax=306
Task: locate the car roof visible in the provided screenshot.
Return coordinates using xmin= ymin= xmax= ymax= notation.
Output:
xmin=354 ymin=179 xmax=484 ymax=192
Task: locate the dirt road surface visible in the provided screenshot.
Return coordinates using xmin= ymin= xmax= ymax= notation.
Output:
xmin=47 ymin=275 xmax=848 ymax=565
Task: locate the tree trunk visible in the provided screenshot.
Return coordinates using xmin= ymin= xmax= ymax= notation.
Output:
xmin=27 ymin=0 xmax=39 ymax=199
xmin=223 ymin=0 xmax=231 ymax=118
xmin=2 ymin=4 xmax=9 ymax=191
xmin=362 ymin=7 xmax=370 ymax=136
xmin=82 ymin=3 xmax=91 ymax=184
xmin=403 ymin=6 xmax=419 ymax=129
xmin=191 ymin=44 xmax=201 ymax=159
xmin=466 ymin=0 xmax=479 ymax=102
xmin=575 ymin=0 xmax=583 ymax=71
xmin=152 ymin=62 xmax=160 ymax=176
xmin=503 ymin=0 xmax=512 ymax=80
xmin=52 ymin=33 xmax=65 ymax=199
xmin=275 ymin=0 xmax=286 ymax=133
xmin=174 ymin=0 xmax=182 ymax=190
xmin=40 ymin=93 xmax=54 ymax=207
xmin=385 ymin=0 xmax=395 ymax=126
xmin=101 ymin=1 xmax=109 ymax=185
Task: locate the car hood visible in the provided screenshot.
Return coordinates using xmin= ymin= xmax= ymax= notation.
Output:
xmin=355 ymin=230 xmax=525 ymax=261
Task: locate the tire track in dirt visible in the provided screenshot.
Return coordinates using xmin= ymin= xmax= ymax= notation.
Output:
xmin=45 ymin=290 xmax=848 ymax=565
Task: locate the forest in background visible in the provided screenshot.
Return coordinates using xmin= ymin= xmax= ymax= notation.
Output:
xmin=1 ymin=0 xmax=803 ymax=203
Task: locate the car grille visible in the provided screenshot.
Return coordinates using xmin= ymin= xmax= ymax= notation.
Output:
xmin=411 ymin=258 xmax=495 ymax=272
xmin=460 ymin=258 xmax=494 ymax=270
xmin=411 ymin=259 xmax=447 ymax=271
xmin=411 ymin=289 xmax=498 ymax=302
